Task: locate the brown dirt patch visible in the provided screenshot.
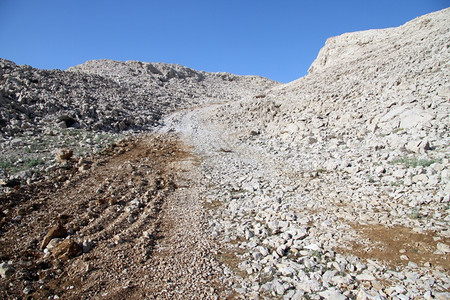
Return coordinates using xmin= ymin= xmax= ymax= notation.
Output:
xmin=343 ymin=224 xmax=449 ymax=270
xmin=0 ymin=133 xmax=227 ymax=299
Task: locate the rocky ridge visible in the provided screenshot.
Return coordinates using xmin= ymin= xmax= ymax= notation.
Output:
xmin=1 ymin=58 xmax=275 ymax=135
xmin=1 ymin=7 xmax=449 ymax=300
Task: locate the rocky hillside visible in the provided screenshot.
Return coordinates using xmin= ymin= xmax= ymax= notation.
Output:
xmin=0 ymin=58 xmax=275 ymax=187
xmin=0 ymin=7 xmax=449 ymax=300
xmin=213 ymin=7 xmax=450 ymax=192
xmin=0 ymin=58 xmax=276 ymax=136
xmin=190 ymin=8 xmax=449 ymax=298
xmin=217 ymin=8 xmax=449 ymax=143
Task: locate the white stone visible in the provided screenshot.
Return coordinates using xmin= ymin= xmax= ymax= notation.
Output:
xmin=272 ymin=279 xmax=286 ymax=295
xmin=436 ymin=242 xmax=450 ymax=253
xmin=291 ymin=289 xmax=305 ymax=300
xmin=296 ymin=279 xmax=322 ymax=293
xmin=412 ymin=174 xmax=428 ymax=183
xmin=0 ymin=262 xmax=15 ymax=278
xmin=393 ymin=169 xmax=407 ymax=178
xmin=356 ymin=273 xmax=376 ymax=281
xmin=356 ymin=287 xmax=383 ymax=300
xmin=276 ymin=244 xmax=288 ymax=256
xmin=400 ymin=109 xmax=434 ymax=130
xmin=304 ymin=244 xmax=321 ymax=251
xmin=318 ymin=288 xmax=346 ymax=300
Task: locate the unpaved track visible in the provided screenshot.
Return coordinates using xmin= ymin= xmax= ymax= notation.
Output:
xmin=2 ymin=102 xmax=447 ymax=299
xmin=160 ymin=103 xmax=450 ymax=298
xmin=0 ymin=134 xmax=229 ymax=299
xmin=143 ymin=143 xmax=230 ymax=299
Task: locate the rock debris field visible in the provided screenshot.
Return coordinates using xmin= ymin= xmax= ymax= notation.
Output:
xmin=1 ymin=7 xmax=449 ymax=300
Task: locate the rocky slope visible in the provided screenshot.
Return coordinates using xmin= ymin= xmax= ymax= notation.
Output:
xmin=187 ymin=7 xmax=449 ymax=299
xmin=0 ymin=58 xmax=275 ymax=189
xmin=1 ymin=58 xmax=276 ymax=136
xmin=216 ymin=8 xmax=449 ymax=143
xmin=1 ymin=7 xmax=449 ymax=300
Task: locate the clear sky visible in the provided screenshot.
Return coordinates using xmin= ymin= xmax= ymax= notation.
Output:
xmin=0 ymin=1 xmax=448 ymax=83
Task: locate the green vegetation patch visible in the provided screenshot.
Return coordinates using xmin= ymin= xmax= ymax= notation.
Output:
xmin=388 ymin=156 xmax=439 ymax=168
xmin=1 ymin=128 xmax=124 ymax=176
xmin=0 ymin=156 xmax=45 ymax=174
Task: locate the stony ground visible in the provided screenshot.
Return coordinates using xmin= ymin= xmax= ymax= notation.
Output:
xmin=159 ymin=103 xmax=449 ymax=299
xmin=0 ymin=134 xmax=237 ymax=299
xmin=1 ymin=103 xmax=448 ymax=299
xmin=1 ymin=7 xmax=449 ymax=300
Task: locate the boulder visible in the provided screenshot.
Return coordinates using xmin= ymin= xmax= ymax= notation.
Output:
xmin=0 ymin=262 xmax=15 ymax=278
xmin=405 ymin=139 xmax=431 ymax=153
xmin=56 ymin=148 xmax=73 ymax=162
xmin=51 ymin=239 xmax=82 ymax=260
xmin=399 ymin=108 xmax=434 ymax=129
xmin=40 ymin=224 xmax=67 ymax=250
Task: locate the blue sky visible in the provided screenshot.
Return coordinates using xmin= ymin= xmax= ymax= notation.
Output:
xmin=0 ymin=1 xmax=448 ymax=83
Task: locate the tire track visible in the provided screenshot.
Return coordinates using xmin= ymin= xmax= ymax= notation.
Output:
xmin=0 ymin=133 xmax=228 ymax=299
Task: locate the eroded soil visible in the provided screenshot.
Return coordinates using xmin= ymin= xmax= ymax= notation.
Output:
xmin=0 ymin=134 xmax=228 ymax=299
xmin=347 ymin=224 xmax=450 ymax=270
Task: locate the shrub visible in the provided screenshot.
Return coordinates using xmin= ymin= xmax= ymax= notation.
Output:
xmin=389 ymin=157 xmax=438 ymax=168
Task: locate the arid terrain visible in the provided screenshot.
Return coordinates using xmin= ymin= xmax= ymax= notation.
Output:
xmin=1 ymin=8 xmax=449 ymax=300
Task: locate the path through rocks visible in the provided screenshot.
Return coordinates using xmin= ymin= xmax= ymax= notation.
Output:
xmin=0 ymin=133 xmax=232 ymax=299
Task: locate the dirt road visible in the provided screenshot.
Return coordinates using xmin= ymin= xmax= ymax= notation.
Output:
xmin=0 ymin=134 xmax=230 ymax=299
